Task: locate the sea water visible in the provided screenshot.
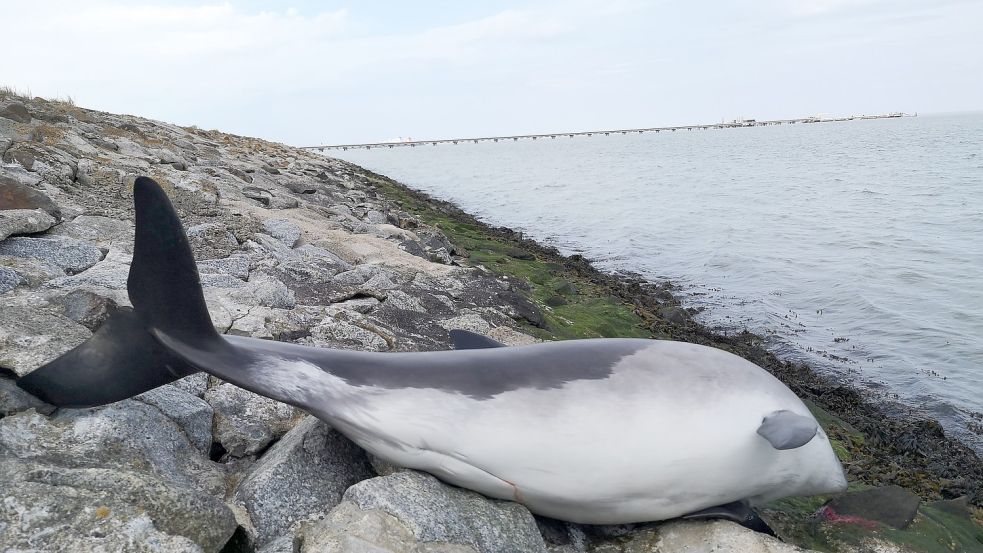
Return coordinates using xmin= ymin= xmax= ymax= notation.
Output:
xmin=333 ymin=113 xmax=983 ymax=451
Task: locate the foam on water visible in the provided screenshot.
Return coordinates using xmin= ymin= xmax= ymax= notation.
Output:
xmin=334 ymin=113 xmax=983 ymax=451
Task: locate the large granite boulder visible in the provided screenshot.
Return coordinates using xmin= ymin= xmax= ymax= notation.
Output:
xmin=204 ymin=382 xmax=302 ymax=457
xmin=234 ymin=416 xmax=375 ymax=545
xmin=308 ymin=471 xmax=548 ymax=553
xmin=0 ymin=208 xmax=55 ymax=241
xmin=0 ymin=235 xmax=104 ymax=274
xmin=0 ymin=302 xmax=91 ymax=376
xmin=0 ymin=400 xmax=234 ymax=551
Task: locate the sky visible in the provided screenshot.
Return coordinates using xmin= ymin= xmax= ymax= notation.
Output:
xmin=2 ymin=0 xmax=981 ymax=145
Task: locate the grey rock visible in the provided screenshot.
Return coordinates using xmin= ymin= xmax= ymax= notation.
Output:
xmin=384 ymin=289 xmax=427 ymax=312
xmin=173 ymin=372 xmax=210 ymax=398
xmin=0 ymin=374 xmax=55 ymax=416
xmin=201 ymin=272 xmax=248 ymax=289
xmin=4 ymin=142 xmax=76 ymax=186
xmin=244 ymin=186 xmax=274 ymax=206
xmin=653 ymin=519 xmax=813 ymax=553
xmin=228 ymin=272 xmax=296 ymax=309
xmin=299 ymin=501 xmax=478 ymax=553
xmin=204 ymin=382 xmax=301 ymax=457
xmin=823 ymin=485 xmax=921 ymax=530
xmin=0 ymin=208 xmax=56 ymax=240
xmin=369 ymin=454 xmax=406 ymax=477
xmin=332 ymin=267 xmax=370 ymax=286
xmin=47 ymin=214 xmax=133 ymax=249
xmin=285 ymin=181 xmax=317 ymax=194
xmin=0 ymin=102 xmax=31 ymax=123
xmin=274 ymin=248 xmax=355 ymax=305
xmin=0 ymin=466 xmax=236 ymax=552
xmin=364 ymin=209 xmax=388 ymax=224
xmin=263 ymin=218 xmax=302 ymax=247
xmin=51 ymin=289 xmax=119 ymax=330
xmin=363 ymin=272 xmax=398 ymax=293
xmin=429 ymin=247 xmax=453 ymax=265
xmin=311 ymin=317 xmax=390 ymax=351
xmin=234 ymin=416 xmax=375 ymax=545
xmin=44 ymin=249 xmax=131 ymax=291
xmin=136 ymin=385 xmax=214 ymax=455
xmin=76 ymin=159 xmax=125 ymax=188
xmin=0 ymin=253 xmax=63 ymax=287
xmin=187 ymin=222 xmax=239 ymax=260
xmin=248 ymin=233 xmax=298 ymax=266
xmin=198 ymin=253 xmax=251 ymax=280
xmin=258 ymin=535 xmax=297 ymax=553
xmin=91 ymin=137 xmax=120 ymax=151
xmin=269 ymin=193 xmax=300 ymax=210
xmin=0 ymin=266 xmax=21 ymax=293
xmin=0 ymin=304 xmax=91 ymax=376
xmin=334 ymin=296 xmax=381 ymax=314
xmin=226 ymin=306 xmax=278 ymax=338
xmin=0 ymin=236 xmax=105 ymax=274
xmin=0 ymin=402 xmax=225 ymax=495
xmin=0 ymin=172 xmax=61 ymax=218
xmin=344 ymin=471 xmax=547 ymax=553
xmin=296 ymin=244 xmax=352 ymax=271
xmin=227 ymin=166 xmax=253 ymax=183
xmin=328 ymin=204 xmax=353 ymax=217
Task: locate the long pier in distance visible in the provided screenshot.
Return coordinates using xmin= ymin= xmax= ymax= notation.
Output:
xmin=300 ymin=113 xmax=913 ymax=152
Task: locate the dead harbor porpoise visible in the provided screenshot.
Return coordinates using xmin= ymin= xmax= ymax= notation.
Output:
xmin=17 ymin=176 xmax=847 ymax=525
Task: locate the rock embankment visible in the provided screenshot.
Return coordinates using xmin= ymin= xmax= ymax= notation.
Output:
xmin=2 ymin=92 xmax=981 ymax=552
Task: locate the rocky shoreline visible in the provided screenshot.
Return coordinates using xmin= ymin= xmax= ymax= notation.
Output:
xmin=1 ymin=91 xmax=981 ymax=552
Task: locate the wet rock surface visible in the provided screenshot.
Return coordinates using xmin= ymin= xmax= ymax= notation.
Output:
xmin=1 ymin=92 xmax=979 ymax=552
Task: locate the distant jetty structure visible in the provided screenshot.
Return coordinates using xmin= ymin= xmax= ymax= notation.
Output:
xmin=302 ymin=113 xmax=913 ymax=151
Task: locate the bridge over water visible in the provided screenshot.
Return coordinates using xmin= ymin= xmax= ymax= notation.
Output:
xmin=301 ymin=113 xmax=910 ymax=151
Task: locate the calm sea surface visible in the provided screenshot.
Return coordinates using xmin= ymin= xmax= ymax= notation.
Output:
xmin=333 ymin=114 xmax=983 ymax=451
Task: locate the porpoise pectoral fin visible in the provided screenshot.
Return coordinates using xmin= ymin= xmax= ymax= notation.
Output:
xmin=682 ymin=500 xmax=752 ymax=523
xmin=449 ymin=329 xmax=506 ymax=349
xmin=757 ymin=409 xmax=819 ymax=450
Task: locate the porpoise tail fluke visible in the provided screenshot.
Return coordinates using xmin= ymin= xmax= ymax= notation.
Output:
xmin=16 ymin=177 xmax=216 ymax=406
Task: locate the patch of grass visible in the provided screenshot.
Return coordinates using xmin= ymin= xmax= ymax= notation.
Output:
xmin=0 ymin=85 xmax=31 ymax=100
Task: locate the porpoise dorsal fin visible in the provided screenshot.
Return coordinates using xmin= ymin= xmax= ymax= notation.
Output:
xmin=449 ymin=330 xmax=506 ymax=350
xmin=757 ymin=409 xmax=818 ymax=450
